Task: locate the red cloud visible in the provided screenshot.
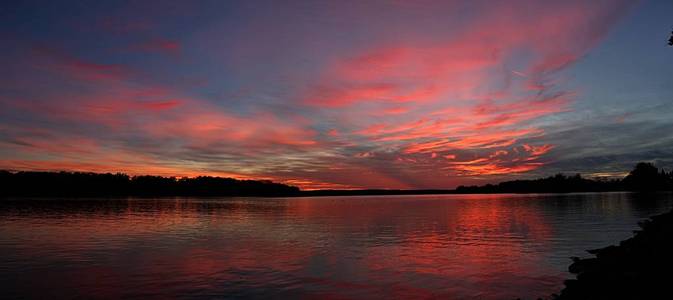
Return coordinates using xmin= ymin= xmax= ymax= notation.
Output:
xmin=522 ymin=144 xmax=554 ymax=156
xmin=0 ymin=1 xmax=633 ymax=188
xmin=292 ymin=0 xmax=631 ymax=184
xmin=382 ymin=106 xmax=411 ymax=115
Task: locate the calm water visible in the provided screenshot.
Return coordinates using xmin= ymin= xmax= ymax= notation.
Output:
xmin=1 ymin=193 xmax=671 ymax=299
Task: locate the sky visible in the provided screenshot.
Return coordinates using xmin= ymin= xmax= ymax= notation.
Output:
xmin=1 ymin=0 xmax=672 ymax=189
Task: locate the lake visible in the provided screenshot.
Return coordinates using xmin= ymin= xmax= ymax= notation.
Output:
xmin=1 ymin=193 xmax=671 ymax=299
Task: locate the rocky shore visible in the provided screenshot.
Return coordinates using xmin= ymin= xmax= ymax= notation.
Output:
xmin=553 ymin=209 xmax=673 ymax=299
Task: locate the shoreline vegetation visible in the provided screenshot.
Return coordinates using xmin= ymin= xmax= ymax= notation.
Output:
xmin=528 ymin=208 xmax=673 ymax=300
xmin=1 ymin=162 xmax=672 ymax=197
xmin=2 ymin=162 xmax=672 ymax=197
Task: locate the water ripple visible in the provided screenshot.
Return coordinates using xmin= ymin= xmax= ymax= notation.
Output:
xmin=0 ymin=193 xmax=671 ymax=299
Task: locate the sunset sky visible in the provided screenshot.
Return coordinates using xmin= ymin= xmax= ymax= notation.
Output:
xmin=1 ymin=0 xmax=672 ymax=189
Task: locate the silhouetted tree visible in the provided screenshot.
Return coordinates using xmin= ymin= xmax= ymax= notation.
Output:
xmin=0 ymin=171 xmax=300 ymax=197
xmin=669 ymin=29 xmax=673 ymax=46
xmin=455 ymin=173 xmax=621 ymax=194
xmin=622 ymin=162 xmax=671 ymax=191
xmin=456 ymin=162 xmax=672 ymax=194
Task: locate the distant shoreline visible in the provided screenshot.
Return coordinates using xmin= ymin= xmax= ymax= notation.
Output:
xmin=296 ymin=189 xmax=639 ymax=197
xmin=2 ymin=190 xmax=663 ymax=200
xmin=2 ymin=163 xmax=672 ymax=198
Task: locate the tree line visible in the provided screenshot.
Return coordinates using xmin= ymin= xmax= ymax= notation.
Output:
xmin=455 ymin=162 xmax=673 ymax=194
xmin=1 ymin=162 xmax=671 ymax=197
xmin=0 ymin=171 xmax=300 ymax=197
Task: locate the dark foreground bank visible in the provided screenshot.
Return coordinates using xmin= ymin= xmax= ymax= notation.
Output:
xmin=539 ymin=208 xmax=673 ymax=300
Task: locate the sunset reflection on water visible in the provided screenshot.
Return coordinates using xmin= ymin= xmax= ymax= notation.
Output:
xmin=1 ymin=193 xmax=671 ymax=299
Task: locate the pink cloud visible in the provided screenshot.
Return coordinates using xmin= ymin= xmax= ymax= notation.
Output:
xmin=31 ymin=46 xmax=133 ymax=82
xmin=0 ymin=1 xmax=633 ymax=188
xmin=382 ymin=106 xmax=411 ymax=115
xmin=522 ymin=144 xmax=554 ymax=156
xmin=291 ymin=0 xmax=631 ymax=183
xmin=129 ymin=38 xmax=181 ymax=55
